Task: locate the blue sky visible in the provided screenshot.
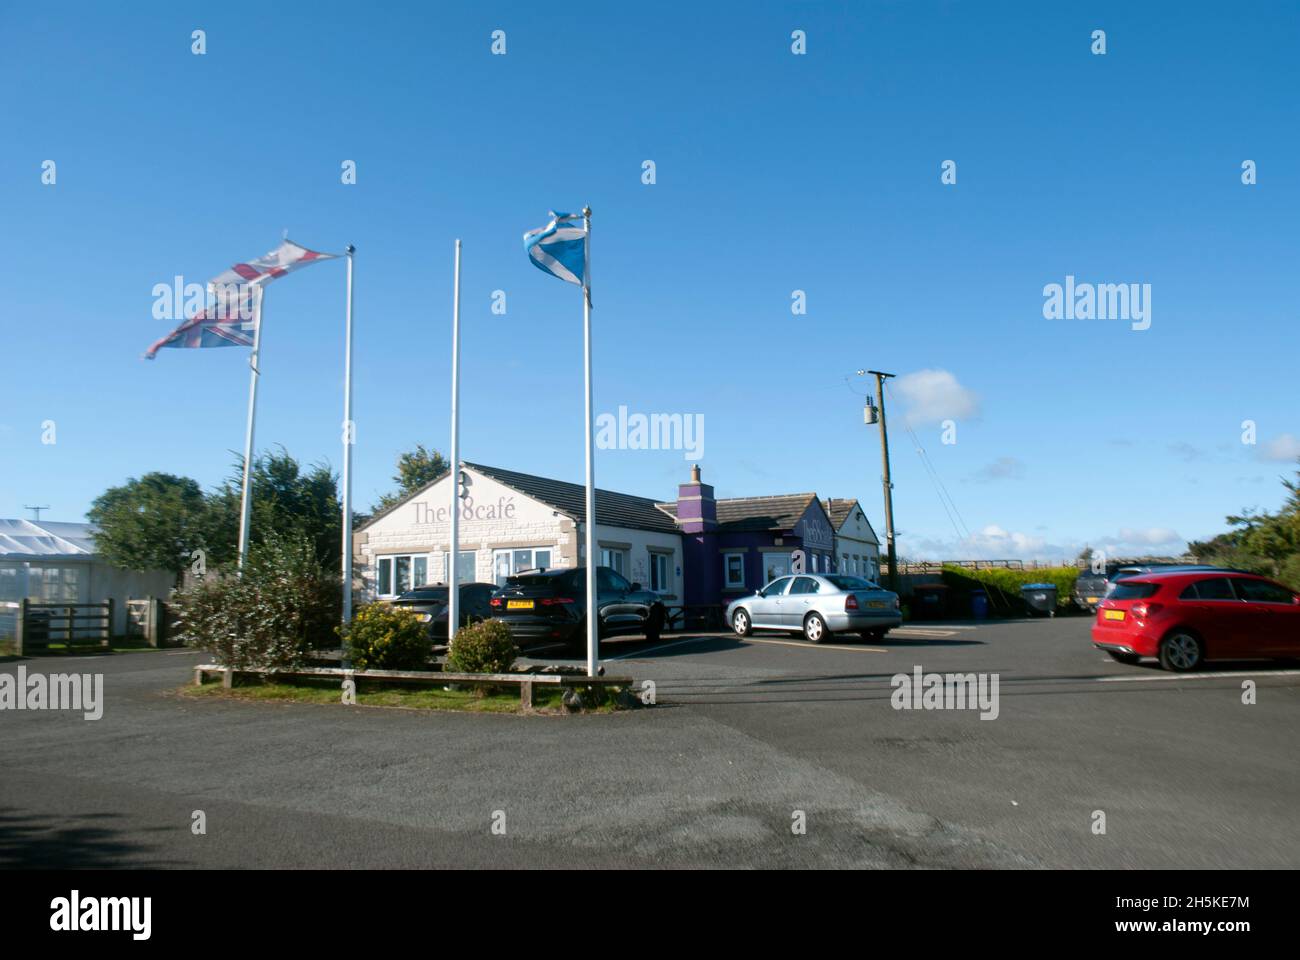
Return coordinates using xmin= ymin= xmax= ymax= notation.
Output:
xmin=2 ymin=0 xmax=1297 ymax=560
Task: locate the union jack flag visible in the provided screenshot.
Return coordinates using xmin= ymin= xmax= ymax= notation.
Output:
xmin=145 ymin=239 xmax=337 ymax=359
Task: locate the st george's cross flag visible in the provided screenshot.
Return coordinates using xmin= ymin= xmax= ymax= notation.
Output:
xmin=144 ymin=239 xmax=337 ymax=359
xmin=523 ymin=212 xmax=587 ymax=288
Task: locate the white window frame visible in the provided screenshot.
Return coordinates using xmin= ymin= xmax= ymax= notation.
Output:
xmin=375 ymin=554 xmax=433 ymax=598
xmin=648 ymin=551 xmax=672 ymax=595
xmin=441 ymin=550 xmax=477 ymax=585
xmin=492 ymin=547 xmax=556 ymax=586
xmin=599 ymin=546 xmax=628 ymax=577
xmin=723 ymin=551 xmax=746 ymax=589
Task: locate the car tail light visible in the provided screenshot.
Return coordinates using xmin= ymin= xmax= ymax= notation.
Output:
xmin=845 ymin=594 xmax=859 ymax=611
xmin=489 ymin=597 xmax=503 ymax=608
xmin=540 ymin=597 xmax=576 ymax=606
xmin=894 ymin=597 xmax=901 ymax=610
xmin=1132 ymin=602 xmax=1163 ymax=619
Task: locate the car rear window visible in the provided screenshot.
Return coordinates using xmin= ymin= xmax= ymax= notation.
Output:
xmin=506 ymin=574 xmax=561 ymax=588
xmin=826 ymin=575 xmax=874 ymax=590
xmin=398 ymin=588 xmax=448 ymax=601
xmin=1109 ymin=581 xmax=1160 ymax=600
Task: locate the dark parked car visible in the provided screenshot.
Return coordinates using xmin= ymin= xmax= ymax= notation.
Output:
xmin=1073 ymin=563 xmax=1226 ymax=612
xmin=388 ymin=582 xmax=496 ymax=640
xmin=488 ymin=565 xmax=665 ymax=650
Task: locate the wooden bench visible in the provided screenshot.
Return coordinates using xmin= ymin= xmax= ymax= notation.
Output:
xmin=193 ymin=664 xmax=634 ymax=710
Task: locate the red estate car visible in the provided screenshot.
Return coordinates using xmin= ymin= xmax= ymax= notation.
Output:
xmin=1092 ymin=570 xmax=1300 ymax=671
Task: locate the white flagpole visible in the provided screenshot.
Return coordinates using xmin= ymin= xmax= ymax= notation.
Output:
xmin=236 ymin=284 xmax=266 ymax=570
xmin=582 ymin=206 xmax=597 ymax=677
xmin=341 ymin=245 xmax=356 ymax=632
xmin=448 ymin=239 xmax=462 ymax=643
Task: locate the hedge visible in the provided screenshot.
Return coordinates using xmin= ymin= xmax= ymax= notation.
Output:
xmin=939 ymin=565 xmax=1080 ymax=614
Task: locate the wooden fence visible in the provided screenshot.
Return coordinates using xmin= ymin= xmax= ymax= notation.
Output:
xmin=14 ymin=599 xmax=113 ymax=655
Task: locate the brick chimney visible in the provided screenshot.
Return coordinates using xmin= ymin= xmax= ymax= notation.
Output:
xmin=676 ymin=463 xmax=717 ymax=533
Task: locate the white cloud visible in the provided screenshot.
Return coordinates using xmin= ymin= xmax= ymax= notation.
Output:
xmin=902 ymin=525 xmax=1185 ymax=562
xmin=1258 ymin=433 xmax=1300 ymax=463
xmin=892 ymin=369 xmax=980 ymax=427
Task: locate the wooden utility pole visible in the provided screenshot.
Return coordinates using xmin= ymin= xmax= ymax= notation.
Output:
xmin=866 ymin=371 xmax=898 ymax=591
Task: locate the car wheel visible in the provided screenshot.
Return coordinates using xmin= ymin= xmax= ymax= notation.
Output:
xmin=644 ymin=605 xmax=664 ymax=643
xmin=1159 ymin=630 xmax=1203 ymax=672
xmin=803 ymin=612 xmax=827 ymax=644
xmin=732 ymin=608 xmax=752 ymax=637
xmin=1106 ymin=650 xmax=1141 ymax=665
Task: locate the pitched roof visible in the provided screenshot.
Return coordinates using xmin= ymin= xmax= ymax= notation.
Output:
xmin=466 ymin=463 xmax=679 ymax=533
xmin=355 ymin=462 xmax=678 ymax=534
xmin=0 ymin=519 xmax=98 ymax=559
xmin=658 ymin=493 xmax=822 ymax=533
xmin=821 ymin=498 xmax=880 ymax=544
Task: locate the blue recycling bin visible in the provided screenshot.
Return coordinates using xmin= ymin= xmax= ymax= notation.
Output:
xmin=970 ymin=589 xmax=989 ymax=620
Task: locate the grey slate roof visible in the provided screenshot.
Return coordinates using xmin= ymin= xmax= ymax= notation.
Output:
xmin=657 ymin=493 xmax=821 ymax=533
xmin=822 ymin=498 xmax=880 ymax=544
xmin=465 ymin=463 xmax=679 ymax=533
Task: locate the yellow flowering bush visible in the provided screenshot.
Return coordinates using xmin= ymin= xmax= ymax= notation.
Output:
xmin=340 ymin=603 xmax=432 ymax=671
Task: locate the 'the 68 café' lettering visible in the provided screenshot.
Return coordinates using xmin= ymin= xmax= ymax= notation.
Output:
xmin=413 ymin=496 xmax=517 ymax=525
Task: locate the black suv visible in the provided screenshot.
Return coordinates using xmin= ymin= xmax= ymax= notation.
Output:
xmin=489 ymin=566 xmax=665 ymax=649
xmin=389 ymin=583 xmax=497 ymax=640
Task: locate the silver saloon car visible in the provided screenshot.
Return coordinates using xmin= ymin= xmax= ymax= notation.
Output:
xmin=725 ymin=574 xmax=902 ymax=643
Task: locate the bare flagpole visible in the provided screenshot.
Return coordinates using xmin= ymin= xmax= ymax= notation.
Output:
xmin=236 ymin=284 xmax=266 ymax=570
xmin=341 ymin=245 xmax=356 ymax=629
xmin=448 ymin=239 xmax=463 ymax=642
xmin=581 ymin=206 xmax=597 ymax=678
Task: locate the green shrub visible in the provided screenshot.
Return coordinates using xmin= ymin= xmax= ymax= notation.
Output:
xmin=446 ymin=619 xmax=518 ymax=674
xmin=342 ymin=603 xmax=431 ymax=671
xmin=940 ymin=565 xmax=1080 ymax=614
xmin=173 ymin=534 xmax=341 ymax=668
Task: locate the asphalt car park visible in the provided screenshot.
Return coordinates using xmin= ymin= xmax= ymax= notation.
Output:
xmin=1 ymin=615 xmax=1297 ymax=868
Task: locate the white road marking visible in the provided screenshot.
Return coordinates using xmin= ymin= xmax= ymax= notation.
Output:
xmin=1097 ymin=669 xmax=1300 ymax=682
xmin=741 ymin=637 xmax=888 ymax=653
xmin=605 ymin=636 xmax=717 ymax=660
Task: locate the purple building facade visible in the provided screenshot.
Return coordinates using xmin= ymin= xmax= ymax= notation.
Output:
xmin=660 ymin=465 xmax=837 ymax=608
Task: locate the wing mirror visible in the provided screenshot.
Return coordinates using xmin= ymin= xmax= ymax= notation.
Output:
xmin=756 ymin=588 xmax=766 ymax=598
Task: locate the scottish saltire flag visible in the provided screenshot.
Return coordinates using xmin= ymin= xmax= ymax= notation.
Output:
xmin=523 ymin=212 xmax=586 ymax=287
xmin=145 ymin=240 xmax=337 ymax=359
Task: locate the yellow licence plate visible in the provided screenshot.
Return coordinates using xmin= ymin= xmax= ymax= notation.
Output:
xmin=1103 ymin=609 xmax=1125 ymax=621
xmin=868 ymin=600 xmax=887 ymax=608
xmin=507 ymin=599 xmax=534 ymax=610
xmin=1086 ymin=597 xmax=1099 ymax=604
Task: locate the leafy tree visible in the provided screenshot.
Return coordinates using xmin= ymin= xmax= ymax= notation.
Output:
xmin=1191 ymin=464 xmax=1300 ymax=589
xmin=87 ymin=473 xmax=208 ymax=581
xmin=174 ymin=533 xmax=341 ymax=667
xmin=371 ymin=443 xmax=449 ymax=513
xmin=203 ymin=448 xmax=342 ymax=569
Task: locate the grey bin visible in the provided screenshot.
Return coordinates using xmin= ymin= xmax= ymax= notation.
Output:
xmin=1020 ymin=583 xmax=1058 ymax=617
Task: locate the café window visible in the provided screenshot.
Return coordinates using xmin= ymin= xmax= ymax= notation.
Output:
xmin=375 ymin=554 xmax=429 ymax=598
xmin=599 ymin=547 xmax=627 ymax=577
xmin=442 ymin=551 xmax=477 ymax=584
xmin=649 ymin=552 xmax=671 ymax=593
xmin=493 ymin=547 xmax=554 ymax=586
xmin=723 ymin=551 xmax=745 ymax=589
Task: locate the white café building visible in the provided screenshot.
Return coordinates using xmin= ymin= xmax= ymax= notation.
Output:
xmin=353 ymin=462 xmax=683 ymax=601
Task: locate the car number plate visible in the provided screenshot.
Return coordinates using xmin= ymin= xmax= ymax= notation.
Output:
xmin=507 ymin=600 xmax=534 ymax=610
xmin=867 ymin=600 xmax=887 ymax=608
xmin=1103 ymin=609 xmax=1125 ymax=621
xmin=1086 ymin=597 xmax=1098 ymax=604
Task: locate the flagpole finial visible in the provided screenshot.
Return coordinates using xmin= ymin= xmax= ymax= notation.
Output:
xmin=582 ymin=205 xmax=591 ymax=218
xmin=346 ymin=244 xmax=355 ymax=255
